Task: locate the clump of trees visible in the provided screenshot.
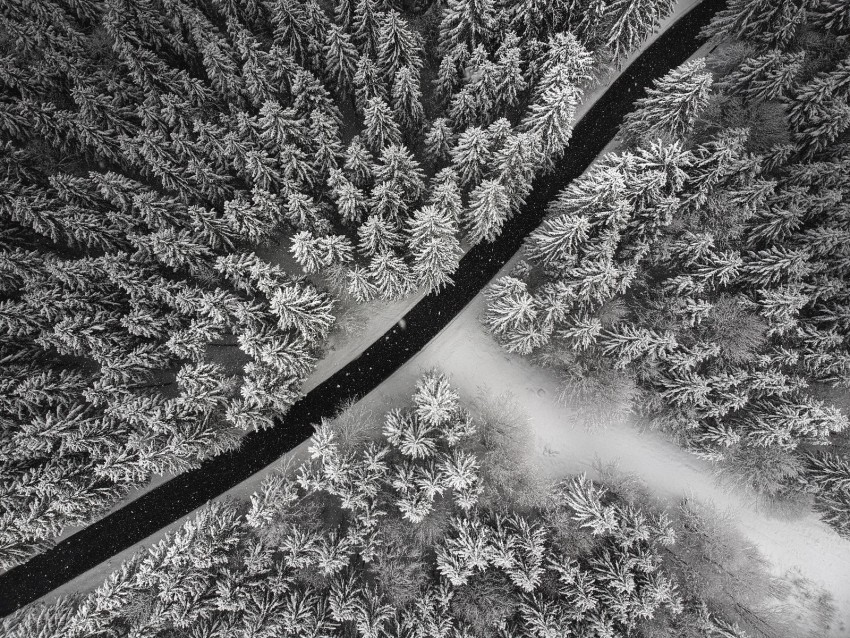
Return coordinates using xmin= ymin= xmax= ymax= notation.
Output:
xmin=484 ymin=0 xmax=850 ymax=537
xmin=5 ymin=372 xmax=759 ymax=638
xmin=0 ymin=0 xmax=681 ymax=568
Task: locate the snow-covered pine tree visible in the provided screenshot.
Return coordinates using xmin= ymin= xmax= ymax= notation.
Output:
xmin=324 ymin=24 xmax=359 ymax=99
xmin=492 ymin=33 xmax=527 ymax=113
xmin=407 ymin=204 xmax=462 ymax=292
xmin=621 ymin=58 xmax=713 ymax=144
xmin=595 ymin=0 xmax=676 ymax=63
xmin=702 ymin=0 xmax=811 ymax=50
xmin=519 ymin=69 xmax=579 ymax=171
xmin=424 ymin=118 xmax=455 ymax=164
xmin=493 ymin=131 xmax=542 ymax=211
xmin=483 ymin=276 xmax=549 ymax=354
xmin=374 ymin=143 xmax=427 ymax=202
xmin=720 ymin=49 xmax=805 ymax=103
xmin=270 ymin=282 xmax=336 ymax=340
xmin=438 ymin=0 xmax=497 ymax=57
xmin=309 ymin=110 xmax=344 ymax=180
xmin=363 ymin=96 xmax=403 ymax=152
xmin=376 ymin=10 xmax=422 ymax=82
xmin=450 ymin=125 xmax=491 ymax=188
xmin=428 ymin=169 xmax=464 ymax=224
xmin=391 ymin=66 xmax=424 ymax=135
xmin=358 ymin=214 xmax=403 ymax=257
xmin=368 ymin=250 xmax=415 ymax=299
xmin=354 ymin=56 xmax=387 ymax=114
xmin=464 ymin=179 xmax=510 ymax=244
xmin=353 ymin=0 xmax=384 ymax=59
xmin=343 ymin=135 xmax=377 ymax=187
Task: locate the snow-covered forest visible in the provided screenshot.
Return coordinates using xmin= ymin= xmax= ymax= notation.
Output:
xmin=3 ymin=373 xmax=775 ymax=638
xmin=0 ymin=0 xmax=679 ymax=568
xmin=485 ymin=0 xmax=850 ymax=542
xmin=2 ymin=0 xmax=850 ymax=635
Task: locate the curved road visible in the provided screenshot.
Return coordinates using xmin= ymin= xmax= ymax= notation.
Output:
xmin=0 ymin=0 xmax=724 ymax=615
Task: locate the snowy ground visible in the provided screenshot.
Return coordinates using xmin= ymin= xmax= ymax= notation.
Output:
xmin=30 ymin=3 xmax=850 ymax=632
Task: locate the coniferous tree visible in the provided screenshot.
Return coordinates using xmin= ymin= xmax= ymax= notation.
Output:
xmin=519 ymin=69 xmax=579 ymax=171
xmin=391 ymin=66 xmax=424 ymax=135
xmin=324 ymin=24 xmax=359 ymax=99
xmin=595 ymin=0 xmax=676 ymax=63
xmin=353 ymin=0 xmax=384 ymax=59
xmin=424 ymin=118 xmax=455 ymax=164
xmin=720 ymin=49 xmax=805 ymax=103
xmin=464 ymin=179 xmax=510 ymax=245
xmin=438 ymin=0 xmax=497 ymax=56
xmin=407 ymin=204 xmax=462 ymax=292
xmin=451 ymin=126 xmax=491 ymax=188
xmin=362 ymin=97 xmax=403 ymax=152
xmin=353 ymin=56 xmax=387 ymax=114
xmin=621 ymin=59 xmax=713 ymax=143
xmin=702 ymin=0 xmax=811 ymax=49
xmin=376 ymin=10 xmax=422 ymax=82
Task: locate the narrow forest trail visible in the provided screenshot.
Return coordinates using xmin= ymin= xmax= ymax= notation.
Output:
xmin=0 ymin=0 xmax=724 ymax=616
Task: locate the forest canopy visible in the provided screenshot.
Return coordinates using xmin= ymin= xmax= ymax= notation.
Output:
xmin=483 ymin=0 xmax=850 ymax=538
xmin=0 ymin=0 xmax=681 ymax=569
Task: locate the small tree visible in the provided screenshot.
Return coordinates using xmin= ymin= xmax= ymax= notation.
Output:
xmin=407 ymin=204 xmax=462 ymax=291
xmin=324 ymin=24 xmax=359 ymax=98
xmin=391 ymin=66 xmax=424 ymax=134
xmin=621 ymin=59 xmax=713 ymax=143
xmin=464 ymin=179 xmax=510 ymax=244
xmin=363 ymin=97 xmax=403 ymax=152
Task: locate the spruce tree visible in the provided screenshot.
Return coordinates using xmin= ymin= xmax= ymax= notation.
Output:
xmin=621 ymin=59 xmax=713 ymax=143
xmin=353 ymin=0 xmax=384 ymax=59
xmin=702 ymin=0 xmax=811 ymax=50
xmin=519 ymin=70 xmax=579 ymax=170
xmin=450 ymin=126 xmax=491 ymax=188
xmin=362 ymin=97 xmax=403 ymax=152
xmin=374 ymin=143 xmax=427 ymax=202
xmin=391 ymin=66 xmax=424 ymax=134
xmin=358 ymin=214 xmax=403 ymax=256
xmin=353 ymin=56 xmax=387 ymax=114
xmin=424 ymin=118 xmax=455 ymax=164
xmin=464 ymin=179 xmax=510 ymax=244
xmin=343 ymin=135 xmax=377 ymax=187
xmin=438 ymin=0 xmax=497 ymax=56
xmin=597 ymin=0 xmax=676 ymax=63
xmin=407 ymin=204 xmax=462 ymax=291
xmin=376 ymin=10 xmax=422 ymax=82
xmin=324 ymin=24 xmax=359 ymax=98
xmin=720 ymin=49 xmax=805 ymax=103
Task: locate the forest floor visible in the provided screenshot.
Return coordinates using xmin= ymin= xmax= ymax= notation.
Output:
xmin=31 ymin=3 xmax=850 ymax=634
